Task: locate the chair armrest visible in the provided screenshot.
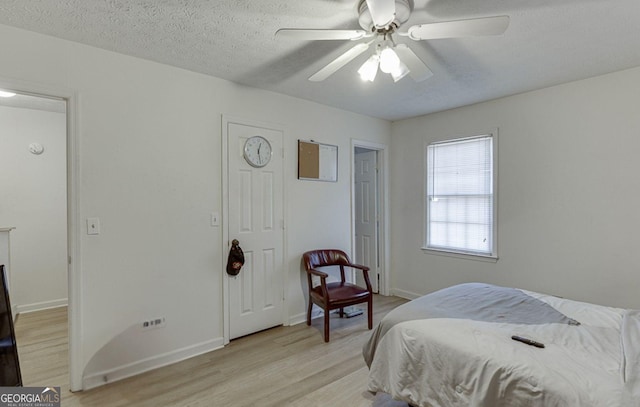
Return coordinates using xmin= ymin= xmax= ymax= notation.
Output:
xmin=346 ymin=263 xmax=369 ymax=272
xmin=345 ymin=263 xmax=373 ymax=292
xmin=308 ymin=268 xmax=329 ymax=279
xmin=308 ymin=268 xmax=330 ymax=300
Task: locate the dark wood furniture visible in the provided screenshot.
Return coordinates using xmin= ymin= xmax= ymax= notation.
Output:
xmin=0 ymin=264 xmax=22 ymax=386
xmin=302 ymin=249 xmax=373 ymax=342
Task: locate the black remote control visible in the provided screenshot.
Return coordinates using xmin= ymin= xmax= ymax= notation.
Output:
xmin=511 ymin=335 xmax=545 ymax=348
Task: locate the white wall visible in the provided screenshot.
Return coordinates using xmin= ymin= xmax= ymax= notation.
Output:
xmin=390 ymin=66 xmax=640 ymax=309
xmin=0 ymin=23 xmax=390 ymax=389
xmin=0 ymin=105 xmax=68 ymax=312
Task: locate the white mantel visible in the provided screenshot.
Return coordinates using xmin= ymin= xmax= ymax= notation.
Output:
xmin=0 ymin=227 xmax=16 ymax=319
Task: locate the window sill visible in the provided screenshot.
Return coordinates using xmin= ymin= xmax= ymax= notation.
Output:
xmin=421 ymin=247 xmax=498 ymax=263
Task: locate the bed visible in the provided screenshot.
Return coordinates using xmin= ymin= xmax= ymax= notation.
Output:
xmin=363 ymin=283 xmax=640 ymax=407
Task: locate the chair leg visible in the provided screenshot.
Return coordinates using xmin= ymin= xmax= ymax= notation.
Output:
xmin=339 ymin=307 xmax=344 ymax=318
xmin=324 ymin=308 xmax=330 ymax=342
xmin=307 ymin=298 xmax=313 ymax=326
xmin=367 ymin=298 xmax=373 ymax=329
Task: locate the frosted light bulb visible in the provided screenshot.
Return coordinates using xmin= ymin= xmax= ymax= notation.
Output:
xmin=358 ymin=55 xmax=379 ymax=82
xmin=379 ymin=47 xmax=400 ymax=74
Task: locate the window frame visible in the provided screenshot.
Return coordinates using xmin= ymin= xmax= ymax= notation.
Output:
xmin=422 ymin=130 xmax=499 ymax=262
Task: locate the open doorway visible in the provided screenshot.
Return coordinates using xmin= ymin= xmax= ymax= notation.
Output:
xmin=351 ymin=140 xmax=389 ymax=295
xmin=0 ymin=88 xmax=72 ymax=387
xmin=0 ymin=92 xmax=68 ymax=313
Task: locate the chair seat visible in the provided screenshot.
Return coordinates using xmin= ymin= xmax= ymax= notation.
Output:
xmin=311 ymin=282 xmax=370 ymax=305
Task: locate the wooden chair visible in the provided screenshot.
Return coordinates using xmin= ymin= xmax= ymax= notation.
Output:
xmin=302 ymin=249 xmax=373 ymax=342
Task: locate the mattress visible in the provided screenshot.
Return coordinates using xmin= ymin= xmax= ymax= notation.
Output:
xmin=363 ymin=283 xmax=640 ymax=407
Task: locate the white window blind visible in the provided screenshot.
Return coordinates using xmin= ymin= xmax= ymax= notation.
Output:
xmin=426 ymin=135 xmax=495 ymax=256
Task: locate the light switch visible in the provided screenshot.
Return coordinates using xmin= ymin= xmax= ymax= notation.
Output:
xmin=87 ymin=217 xmax=101 ymax=235
xmin=210 ymin=212 xmax=220 ymax=227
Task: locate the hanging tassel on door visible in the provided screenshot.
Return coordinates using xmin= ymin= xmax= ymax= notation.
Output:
xmin=226 ymin=239 xmax=245 ymax=276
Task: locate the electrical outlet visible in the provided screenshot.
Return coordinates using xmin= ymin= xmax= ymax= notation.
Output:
xmin=141 ymin=317 xmax=166 ymax=330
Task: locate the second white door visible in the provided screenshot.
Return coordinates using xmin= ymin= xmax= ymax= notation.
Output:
xmin=354 ymin=149 xmax=378 ymax=293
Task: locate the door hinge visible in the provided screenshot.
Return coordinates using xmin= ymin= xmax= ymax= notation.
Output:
xmin=280 ymin=219 xmax=285 ymax=230
xmin=68 ymin=256 xmax=72 ymax=265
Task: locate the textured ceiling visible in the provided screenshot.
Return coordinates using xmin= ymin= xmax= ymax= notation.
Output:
xmin=0 ymin=0 xmax=639 ymax=120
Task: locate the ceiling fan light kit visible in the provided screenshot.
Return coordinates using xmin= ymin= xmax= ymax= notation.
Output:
xmin=276 ymin=0 xmax=509 ymax=84
xmin=356 ymin=40 xmax=408 ymax=82
xmin=358 ymin=54 xmax=379 ymax=82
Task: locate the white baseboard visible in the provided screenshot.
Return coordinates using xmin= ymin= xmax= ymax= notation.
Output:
xmin=16 ymin=298 xmax=68 ymax=314
xmin=289 ymin=307 xmax=325 ymax=326
xmin=390 ymin=288 xmax=422 ymax=300
xmin=288 ymin=311 xmax=307 ymax=326
xmin=82 ymin=337 xmax=225 ymax=391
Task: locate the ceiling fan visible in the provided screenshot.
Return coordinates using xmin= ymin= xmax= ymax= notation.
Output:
xmin=276 ymin=0 xmax=509 ymax=83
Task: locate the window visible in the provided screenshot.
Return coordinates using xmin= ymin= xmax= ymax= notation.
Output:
xmin=425 ymin=134 xmax=497 ymax=258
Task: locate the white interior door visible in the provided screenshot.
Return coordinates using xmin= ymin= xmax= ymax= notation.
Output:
xmin=227 ymin=122 xmax=284 ymax=340
xmin=354 ymin=149 xmax=378 ymax=292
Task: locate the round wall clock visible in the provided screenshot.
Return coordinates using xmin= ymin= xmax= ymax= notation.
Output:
xmin=243 ymin=136 xmax=272 ymax=168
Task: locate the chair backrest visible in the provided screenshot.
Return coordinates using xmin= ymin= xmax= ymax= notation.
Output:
xmin=303 ymin=249 xmax=351 ymax=271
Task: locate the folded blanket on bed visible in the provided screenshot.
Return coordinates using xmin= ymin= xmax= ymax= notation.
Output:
xmin=363 ymin=282 xmax=580 ymax=367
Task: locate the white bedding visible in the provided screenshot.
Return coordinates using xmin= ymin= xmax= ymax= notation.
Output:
xmin=367 ymin=286 xmax=640 ymax=407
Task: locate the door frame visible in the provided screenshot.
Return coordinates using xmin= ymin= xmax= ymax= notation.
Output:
xmin=0 ymin=78 xmax=81 ymax=391
xmin=350 ymin=139 xmax=389 ymax=296
xmin=221 ymin=115 xmax=288 ymax=345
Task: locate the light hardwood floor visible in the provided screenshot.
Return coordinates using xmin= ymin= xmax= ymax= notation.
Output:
xmin=15 ymin=295 xmax=409 ymax=407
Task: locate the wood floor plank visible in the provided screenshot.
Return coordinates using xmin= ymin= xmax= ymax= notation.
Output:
xmin=15 ymin=295 xmax=409 ymax=406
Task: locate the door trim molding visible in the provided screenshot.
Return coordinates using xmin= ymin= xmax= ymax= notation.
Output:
xmin=221 ymin=115 xmax=287 ymax=345
xmin=350 ymin=139 xmax=389 ymax=296
xmin=0 ymin=77 xmax=81 ymax=390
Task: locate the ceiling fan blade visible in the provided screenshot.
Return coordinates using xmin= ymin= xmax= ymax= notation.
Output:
xmin=408 ymin=15 xmax=510 ymax=40
xmin=394 ymin=44 xmax=433 ymax=82
xmin=309 ymin=42 xmax=371 ymax=82
xmin=366 ymin=0 xmax=396 ymax=29
xmin=276 ymin=29 xmax=368 ymax=41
